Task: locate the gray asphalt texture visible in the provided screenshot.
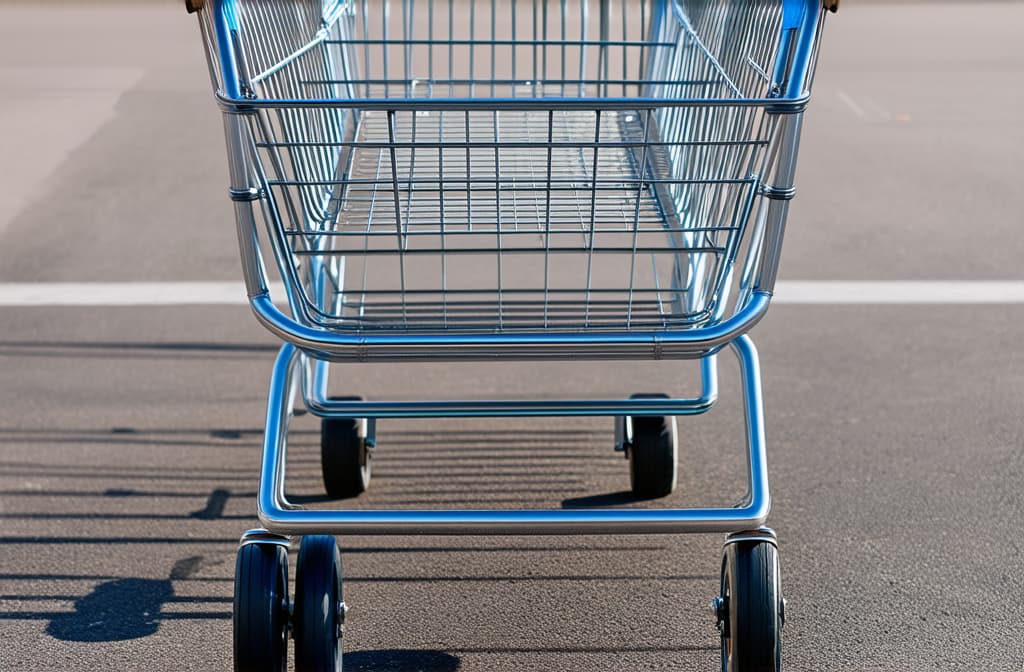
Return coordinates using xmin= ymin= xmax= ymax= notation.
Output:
xmin=2 ymin=3 xmax=1024 ymax=671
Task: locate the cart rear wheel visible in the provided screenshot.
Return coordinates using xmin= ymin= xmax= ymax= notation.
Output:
xmin=717 ymin=539 xmax=783 ymax=672
xmin=293 ymin=535 xmax=344 ymax=672
xmin=233 ymin=543 xmax=289 ymax=672
xmin=627 ymin=393 xmax=678 ymax=499
xmin=321 ymin=396 xmax=371 ymax=498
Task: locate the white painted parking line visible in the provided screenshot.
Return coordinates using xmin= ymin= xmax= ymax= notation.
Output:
xmin=0 ymin=282 xmax=256 ymax=306
xmin=2 ymin=282 xmax=1024 ymax=307
xmin=775 ymin=281 xmax=1024 ymax=304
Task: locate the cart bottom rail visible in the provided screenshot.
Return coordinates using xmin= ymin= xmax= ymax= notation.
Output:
xmin=254 ymin=335 xmax=770 ymax=536
xmin=249 ymin=291 xmax=773 ymax=362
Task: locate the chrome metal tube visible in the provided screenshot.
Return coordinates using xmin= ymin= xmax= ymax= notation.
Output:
xmin=223 ymin=113 xmax=267 ymax=297
xmin=255 ymin=337 xmax=770 ymax=536
xmin=249 ymin=291 xmax=771 ymax=362
xmin=303 ymin=396 xmax=717 ymax=419
xmin=756 ymin=113 xmax=804 ymax=293
xmin=302 ymin=352 xmax=719 ymax=419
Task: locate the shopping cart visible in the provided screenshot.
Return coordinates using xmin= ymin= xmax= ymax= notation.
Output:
xmin=188 ymin=0 xmax=835 ymax=669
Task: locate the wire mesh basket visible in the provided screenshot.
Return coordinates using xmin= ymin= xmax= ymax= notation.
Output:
xmin=202 ymin=0 xmax=822 ymax=338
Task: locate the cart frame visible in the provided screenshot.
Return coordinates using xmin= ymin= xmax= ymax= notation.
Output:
xmin=196 ymin=0 xmax=827 ymax=536
xmin=189 ymin=2 xmax=834 ymax=668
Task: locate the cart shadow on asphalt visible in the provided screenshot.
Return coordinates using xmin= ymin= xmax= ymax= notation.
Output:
xmin=0 ymin=424 xmax=275 ymax=451
xmin=343 ymin=650 xmax=461 ymax=671
xmin=560 ymin=491 xmax=647 ymax=508
xmin=41 ymin=556 xmax=229 ymax=642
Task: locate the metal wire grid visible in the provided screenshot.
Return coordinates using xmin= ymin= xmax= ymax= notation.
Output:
xmin=231 ymin=0 xmax=789 ymax=334
xmin=270 ymin=0 xmax=788 ymax=100
xmin=327 ymin=0 xmax=676 ymax=99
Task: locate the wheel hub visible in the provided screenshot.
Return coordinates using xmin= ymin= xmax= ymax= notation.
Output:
xmin=337 ymin=600 xmax=348 ymax=636
xmin=710 ymin=596 xmax=728 ymax=633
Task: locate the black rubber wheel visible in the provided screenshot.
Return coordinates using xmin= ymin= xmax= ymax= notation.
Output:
xmin=627 ymin=393 xmax=678 ymax=499
xmin=233 ymin=543 xmax=289 ymax=672
xmin=293 ymin=535 xmax=344 ymax=672
xmin=719 ymin=540 xmax=783 ymax=672
xmin=321 ymin=396 xmax=371 ymax=499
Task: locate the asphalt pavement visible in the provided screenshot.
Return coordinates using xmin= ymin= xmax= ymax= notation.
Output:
xmin=2 ymin=2 xmax=1024 ymax=671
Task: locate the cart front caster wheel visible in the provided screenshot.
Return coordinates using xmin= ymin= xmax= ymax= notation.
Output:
xmin=233 ymin=543 xmax=289 ymax=672
xmin=627 ymin=393 xmax=678 ymax=499
xmin=294 ymin=535 xmax=344 ymax=672
xmin=321 ymin=396 xmax=371 ymax=498
xmin=717 ymin=539 xmax=783 ymax=672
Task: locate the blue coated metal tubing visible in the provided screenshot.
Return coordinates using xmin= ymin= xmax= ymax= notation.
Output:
xmin=304 ymin=397 xmax=717 ymax=418
xmin=249 ymin=291 xmax=772 ymax=362
xmin=255 ymin=335 xmax=769 ymax=536
xmin=301 ymin=353 xmax=718 ymax=418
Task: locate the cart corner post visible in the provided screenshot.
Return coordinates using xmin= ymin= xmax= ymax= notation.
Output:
xmin=755 ymin=113 xmax=805 ymax=295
